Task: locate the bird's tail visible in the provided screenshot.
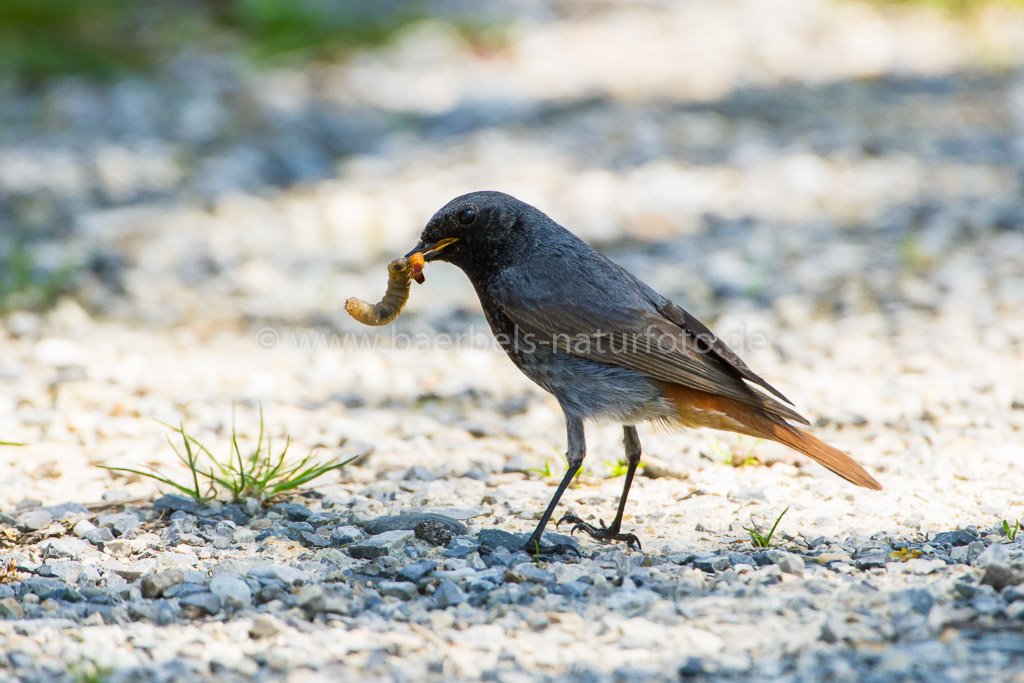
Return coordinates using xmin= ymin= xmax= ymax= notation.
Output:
xmin=661 ymin=383 xmax=881 ymax=490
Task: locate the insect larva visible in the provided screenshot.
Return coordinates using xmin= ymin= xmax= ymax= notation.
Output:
xmin=345 ymin=254 xmax=424 ymax=326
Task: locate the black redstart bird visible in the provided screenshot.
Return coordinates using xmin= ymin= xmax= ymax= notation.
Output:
xmin=406 ymin=191 xmax=881 ymax=553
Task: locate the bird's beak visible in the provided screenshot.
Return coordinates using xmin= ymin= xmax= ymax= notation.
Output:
xmin=406 ymin=237 xmax=459 ymax=262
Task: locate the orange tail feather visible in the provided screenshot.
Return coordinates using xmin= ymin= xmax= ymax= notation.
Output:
xmin=662 ymin=383 xmax=881 ymax=490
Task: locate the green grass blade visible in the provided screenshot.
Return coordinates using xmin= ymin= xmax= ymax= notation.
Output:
xmin=764 ymin=506 xmax=790 ymax=546
xmin=98 ymin=465 xmax=203 ymax=500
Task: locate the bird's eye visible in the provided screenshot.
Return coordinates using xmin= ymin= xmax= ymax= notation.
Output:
xmin=457 ymin=208 xmax=476 ymax=225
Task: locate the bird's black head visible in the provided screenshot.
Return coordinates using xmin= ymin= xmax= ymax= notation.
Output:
xmin=406 ymin=191 xmax=533 ymax=276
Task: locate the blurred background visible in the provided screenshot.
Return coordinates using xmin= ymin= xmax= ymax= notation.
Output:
xmin=1 ymin=0 xmax=1022 ymax=325
xmin=1 ymin=0 xmax=1023 ymax=501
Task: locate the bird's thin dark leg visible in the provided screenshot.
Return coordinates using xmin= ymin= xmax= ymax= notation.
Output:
xmin=522 ymin=411 xmax=584 ymax=556
xmin=558 ymin=425 xmax=643 ymax=549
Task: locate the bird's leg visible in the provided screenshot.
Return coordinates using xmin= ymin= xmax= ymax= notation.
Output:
xmin=558 ymin=425 xmax=643 ymax=549
xmin=521 ymin=411 xmax=584 ymax=557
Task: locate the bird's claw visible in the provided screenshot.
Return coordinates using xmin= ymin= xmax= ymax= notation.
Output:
xmin=556 ymin=513 xmax=643 ymax=550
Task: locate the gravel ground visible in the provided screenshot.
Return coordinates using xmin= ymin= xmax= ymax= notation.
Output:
xmin=3 ymin=1 xmax=1024 ymax=681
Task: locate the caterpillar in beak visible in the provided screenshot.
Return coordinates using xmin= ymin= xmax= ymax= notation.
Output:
xmin=345 ymin=253 xmax=425 ymax=326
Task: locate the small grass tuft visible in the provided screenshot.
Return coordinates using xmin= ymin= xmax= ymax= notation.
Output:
xmin=1003 ymin=519 xmax=1020 ymax=542
xmin=100 ymin=405 xmax=354 ymax=503
xmin=710 ymin=436 xmax=764 ymax=468
xmin=603 ymin=458 xmax=644 ymax=479
xmin=525 ymin=448 xmax=590 ymax=482
xmin=744 ymin=506 xmax=790 ymax=548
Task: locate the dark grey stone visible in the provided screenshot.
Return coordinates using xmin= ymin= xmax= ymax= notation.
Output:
xmin=517 ymin=565 xmax=556 ymax=585
xmin=221 ymin=504 xmax=250 ymax=526
xmin=330 ymin=527 xmax=361 ymax=546
xmin=153 ymin=494 xmax=198 ymax=515
xmin=442 ymin=537 xmax=479 ymax=558
xmin=900 ymin=588 xmax=935 ymax=615
xmin=141 ymin=570 xmax=185 ymax=599
xmin=43 ymin=503 xmax=89 ymax=519
xmin=679 ymin=657 xmax=705 ymax=677
xmin=362 ymin=513 xmax=467 ymax=537
xmin=97 ymin=512 xmax=141 ymax=536
xmin=694 ymin=557 xmax=731 ymax=572
xmin=398 ymin=561 xmax=437 ymax=583
xmin=306 ymin=511 xmax=343 ymax=527
xmin=82 ymin=527 xmax=116 ymax=545
xmin=932 ymin=529 xmax=980 ymax=546
xmin=16 ymin=509 xmax=52 ymax=531
xmin=728 ymin=552 xmax=754 ymax=566
xmin=379 ymin=581 xmax=419 ymax=600
xmin=165 ymin=582 xmax=210 ymax=599
xmin=556 ymin=581 xmax=589 ymax=598
xmin=854 ymin=551 xmax=888 ymax=569
xmin=981 ymin=565 xmax=1024 ymax=592
xmin=479 ymin=529 xmax=524 ymax=552
xmin=179 ymin=591 xmax=221 ymax=615
xmin=299 ymin=530 xmax=332 ymax=548
xmin=271 ymin=503 xmax=312 ymax=521
xmin=434 ymin=580 xmax=467 ymax=608
xmin=347 ymin=530 xmax=414 ymax=559
xmin=19 ymin=577 xmax=71 ymax=601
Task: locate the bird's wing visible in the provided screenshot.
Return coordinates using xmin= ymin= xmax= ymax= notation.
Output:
xmin=490 ymin=270 xmax=809 ymax=425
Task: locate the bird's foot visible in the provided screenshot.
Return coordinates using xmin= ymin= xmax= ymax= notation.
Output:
xmin=557 ymin=513 xmax=642 ymax=550
xmin=520 ymin=537 xmax=581 ymax=559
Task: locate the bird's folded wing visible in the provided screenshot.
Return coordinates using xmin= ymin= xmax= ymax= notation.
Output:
xmin=492 ymin=289 xmax=809 ymax=426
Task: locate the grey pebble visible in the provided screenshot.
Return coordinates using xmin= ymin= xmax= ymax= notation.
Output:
xmin=980 ymin=565 xmax=1024 ymax=592
xmin=434 ymin=580 xmax=467 ymax=608
xmin=694 ymin=556 xmax=731 ymax=573
xmin=17 ymin=510 xmax=53 ymax=531
xmin=153 ymin=494 xmax=197 ymax=515
xmin=330 ymin=525 xmax=363 ymax=545
xmin=398 ymin=561 xmax=437 ymax=583
xmin=44 ymin=503 xmax=90 ymax=519
xmin=297 ymin=585 xmax=351 ymax=614
xmin=362 ymin=513 xmax=467 ymax=537
xmin=776 ymin=553 xmax=805 ymax=576
xmin=19 ymin=577 xmax=71 ymax=601
xmin=270 ymin=503 xmax=311 ymax=521
xmin=348 ymin=529 xmax=415 ymax=559
xmin=42 ymin=537 xmax=93 ymax=559
xmin=854 ymin=551 xmax=888 ymax=570
xmin=932 ymin=529 xmax=980 ymax=546
xmin=900 ymin=588 xmax=935 ymax=615
xmin=141 ymin=570 xmax=185 ymax=599
xmin=97 ymin=512 xmax=141 ymax=536
xmin=73 ymin=519 xmax=98 ymax=537
xmin=179 ymin=591 xmax=221 ymax=615
xmin=82 ymin=527 xmax=116 ymax=545
xmin=379 ymin=581 xmax=419 ymax=600
xmin=298 ymin=530 xmax=332 ymax=548
xmin=209 ymin=574 xmax=252 ymax=607
xmin=248 ymin=564 xmax=306 ymax=585
xmin=513 ymin=564 xmax=556 ymax=585
xmin=442 ymin=536 xmax=479 ymax=557
xmin=0 ymin=597 xmax=24 ymax=619
xmin=35 ymin=561 xmax=85 ymax=584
